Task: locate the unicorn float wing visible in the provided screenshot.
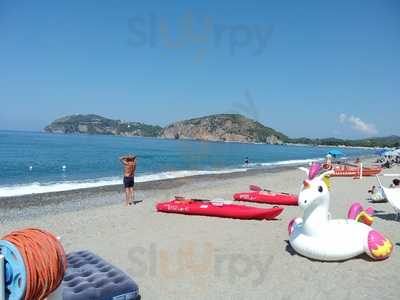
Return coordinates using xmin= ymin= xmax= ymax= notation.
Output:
xmin=376 ymin=175 xmax=400 ymax=220
xmin=288 ymin=163 xmax=393 ymax=261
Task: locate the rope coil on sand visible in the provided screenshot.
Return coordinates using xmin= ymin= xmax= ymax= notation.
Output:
xmin=1 ymin=228 xmax=67 ymax=300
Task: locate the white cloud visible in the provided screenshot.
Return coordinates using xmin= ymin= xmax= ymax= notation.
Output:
xmin=338 ymin=113 xmax=347 ymax=123
xmin=338 ymin=113 xmax=378 ymax=135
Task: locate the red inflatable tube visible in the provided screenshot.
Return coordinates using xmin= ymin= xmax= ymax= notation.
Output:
xmin=233 ymin=191 xmax=298 ymax=206
xmin=156 ymin=199 xmax=283 ymax=220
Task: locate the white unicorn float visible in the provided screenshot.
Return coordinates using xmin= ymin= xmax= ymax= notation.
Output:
xmin=288 ymin=163 xmax=393 ymax=261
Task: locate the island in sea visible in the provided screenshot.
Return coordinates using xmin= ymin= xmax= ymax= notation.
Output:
xmin=44 ymin=114 xmax=162 ymax=137
xmin=44 ymin=114 xmax=400 ymax=148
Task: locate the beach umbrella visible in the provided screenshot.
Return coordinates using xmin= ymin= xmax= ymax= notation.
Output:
xmin=385 ymin=149 xmax=400 ymax=156
xmin=375 ymin=149 xmax=388 ymax=156
xmin=327 ymin=149 xmax=344 ymax=157
xmin=380 ymin=150 xmax=390 ymax=156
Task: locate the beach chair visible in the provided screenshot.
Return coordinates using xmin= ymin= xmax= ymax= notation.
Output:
xmin=376 ymin=175 xmax=400 ymax=220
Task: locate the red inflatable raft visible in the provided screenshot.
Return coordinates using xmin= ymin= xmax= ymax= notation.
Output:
xmin=156 ymin=199 xmax=283 ymax=220
xmin=233 ymin=190 xmax=298 ymax=206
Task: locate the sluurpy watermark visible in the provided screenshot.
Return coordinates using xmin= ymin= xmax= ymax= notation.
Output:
xmin=128 ymin=11 xmax=273 ymax=59
xmin=126 ymin=241 xmax=274 ymax=287
xmin=230 ymin=89 xmax=260 ymax=122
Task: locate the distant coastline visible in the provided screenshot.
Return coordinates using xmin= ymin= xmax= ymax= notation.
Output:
xmin=43 ymin=113 xmax=400 ymax=148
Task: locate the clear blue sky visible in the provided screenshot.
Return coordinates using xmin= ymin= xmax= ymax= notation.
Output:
xmin=0 ymin=0 xmax=399 ymax=138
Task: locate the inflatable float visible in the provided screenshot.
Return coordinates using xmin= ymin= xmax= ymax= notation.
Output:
xmin=59 ymin=251 xmax=140 ymax=300
xmin=156 ymin=198 xmax=283 ymax=220
xmin=233 ymin=185 xmax=298 ymax=206
xmin=288 ymin=163 xmax=393 ymax=261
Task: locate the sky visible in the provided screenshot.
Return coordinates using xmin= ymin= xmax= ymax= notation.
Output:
xmin=0 ymin=0 xmax=399 ymax=139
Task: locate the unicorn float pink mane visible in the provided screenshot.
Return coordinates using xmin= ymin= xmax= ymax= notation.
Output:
xmin=288 ymin=162 xmax=393 ymax=261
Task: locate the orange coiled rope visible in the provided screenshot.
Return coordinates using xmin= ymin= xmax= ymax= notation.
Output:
xmin=2 ymin=228 xmax=67 ymax=300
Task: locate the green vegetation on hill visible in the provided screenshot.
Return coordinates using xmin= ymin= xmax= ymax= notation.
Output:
xmin=44 ymin=114 xmax=399 ymax=147
xmin=161 ymin=114 xmax=288 ymax=144
xmin=288 ymin=136 xmax=400 ymax=148
xmin=44 ymin=114 xmax=162 ymax=137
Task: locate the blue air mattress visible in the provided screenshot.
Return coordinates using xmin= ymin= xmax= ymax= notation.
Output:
xmin=61 ymin=251 xmax=140 ymax=300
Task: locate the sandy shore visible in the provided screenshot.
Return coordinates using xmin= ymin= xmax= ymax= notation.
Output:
xmin=1 ymin=160 xmax=399 ymax=299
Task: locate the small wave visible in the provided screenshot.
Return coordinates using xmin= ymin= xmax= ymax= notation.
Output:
xmin=136 ymin=169 xmax=247 ymax=183
xmin=0 ymin=168 xmax=247 ymax=197
xmin=0 ymin=178 xmax=120 ymax=198
xmin=0 ymin=158 xmax=326 ymax=197
xmin=244 ymin=157 xmax=324 ymax=168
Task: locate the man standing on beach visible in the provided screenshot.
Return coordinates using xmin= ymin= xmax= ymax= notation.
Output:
xmin=120 ymin=154 xmax=137 ymax=206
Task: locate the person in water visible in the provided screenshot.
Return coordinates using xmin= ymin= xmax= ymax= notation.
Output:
xmin=120 ymin=154 xmax=137 ymax=206
xmin=244 ymin=157 xmax=249 ymax=166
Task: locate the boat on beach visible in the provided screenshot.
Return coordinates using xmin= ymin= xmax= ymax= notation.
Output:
xmin=329 ymin=164 xmax=382 ymax=177
xmin=156 ymin=198 xmax=284 ymax=220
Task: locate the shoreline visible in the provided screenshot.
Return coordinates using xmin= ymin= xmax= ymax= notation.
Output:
xmin=0 ymin=155 xmax=375 ymax=209
xmin=1 ymin=153 xmax=375 ymax=199
xmin=0 ymin=164 xmax=298 ymax=210
xmin=0 ymin=155 xmax=375 ymax=224
xmin=0 ymin=164 xmax=308 ymax=224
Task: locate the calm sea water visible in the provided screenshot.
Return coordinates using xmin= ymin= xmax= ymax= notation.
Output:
xmin=0 ymin=131 xmax=373 ymax=197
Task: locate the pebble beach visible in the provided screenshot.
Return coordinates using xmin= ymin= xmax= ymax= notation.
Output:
xmin=1 ymin=159 xmax=399 ymax=300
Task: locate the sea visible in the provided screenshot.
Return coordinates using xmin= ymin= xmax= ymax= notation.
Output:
xmin=0 ymin=130 xmax=374 ymax=197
